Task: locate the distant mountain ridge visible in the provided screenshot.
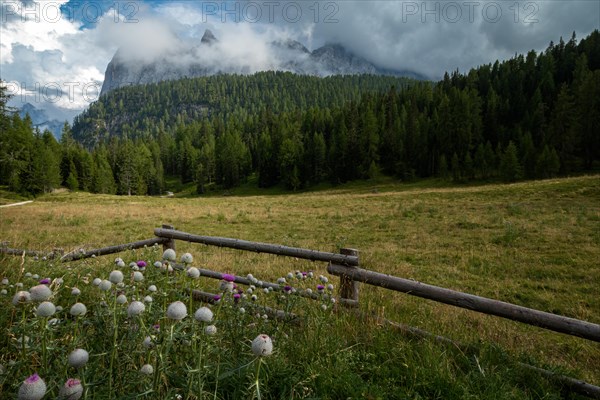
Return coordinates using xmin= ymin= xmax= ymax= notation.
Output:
xmin=100 ymin=29 xmax=423 ymax=95
xmin=19 ymin=103 xmax=64 ymax=138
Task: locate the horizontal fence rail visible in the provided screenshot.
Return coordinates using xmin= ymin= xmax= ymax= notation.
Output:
xmin=154 ymin=227 xmax=359 ymax=266
xmin=327 ymin=264 xmax=600 ymax=342
xmin=177 ymin=265 xmax=358 ymax=307
xmin=60 ymin=237 xmax=170 ymax=262
xmin=0 ymin=247 xmax=52 ymax=258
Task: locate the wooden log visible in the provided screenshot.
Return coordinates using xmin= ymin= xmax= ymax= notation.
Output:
xmin=154 ymin=227 xmax=359 ymax=266
xmin=519 ymin=364 xmax=600 ymax=399
xmin=0 ymin=247 xmax=46 ymax=257
xmin=337 ymin=248 xmax=360 ymax=304
xmin=327 ymin=264 xmax=600 ymax=342
xmin=356 ymin=310 xmax=600 ymax=399
xmin=60 ymin=237 xmax=169 ymax=262
xmin=161 ymin=224 xmax=176 ymax=253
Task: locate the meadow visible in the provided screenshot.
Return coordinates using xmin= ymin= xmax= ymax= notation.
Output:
xmin=0 ymin=175 xmax=599 ymax=399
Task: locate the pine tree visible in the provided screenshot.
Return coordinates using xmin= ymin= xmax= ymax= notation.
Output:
xmin=500 ymin=141 xmax=522 ymax=182
xmin=66 ymin=160 xmax=79 ymax=191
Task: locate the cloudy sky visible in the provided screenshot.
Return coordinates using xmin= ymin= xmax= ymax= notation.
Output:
xmin=1 ymin=0 xmax=598 ymax=123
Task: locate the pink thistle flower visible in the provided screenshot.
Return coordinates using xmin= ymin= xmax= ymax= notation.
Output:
xmin=18 ymin=373 xmax=46 ymax=400
xmin=222 ymin=273 xmax=235 ymax=282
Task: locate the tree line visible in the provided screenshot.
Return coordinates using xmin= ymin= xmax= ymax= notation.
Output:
xmin=1 ymin=30 xmax=599 ymax=196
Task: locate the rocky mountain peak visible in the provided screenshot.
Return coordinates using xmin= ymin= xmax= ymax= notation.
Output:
xmin=201 ymin=29 xmax=217 ymax=45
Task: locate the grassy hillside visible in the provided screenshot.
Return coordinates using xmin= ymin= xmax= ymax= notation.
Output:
xmin=0 ymin=175 xmax=599 ymax=397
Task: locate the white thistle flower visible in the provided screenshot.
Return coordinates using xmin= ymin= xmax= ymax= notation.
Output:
xmin=204 ymin=325 xmax=217 ymax=335
xmin=219 ymin=281 xmax=234 ymax=292
xmin=1 ymin=278 xmax=8 ymax=285
xmin=153 ymin=261 xmax=162 ymax=268
xmin=36 ymin=301 xmax=56 ymax=317
xmin=69 ymin=303 xmax=87 ymax=316
xmin=25 ymin=272 xmax=32 ymax=278
xmin=162 ymin=249 xmax=176 ymax=262
xmin=12 ymin=290 xmax=31 ymax=305
xmin=194 ymin=307 xmax=213 ymax=323
xmin=148 ymin=285 xmax=157 ymax=292
xmin=144 ymin=295 xmax=153 ymax=303
xmin=116 ymin=294 xmax=127 ymax=305
xmin=143 ymin=336 xmax=154 ymax=348
xmin=239 ymin=307 xmax=245 ymax=314
xmin=115 ymin=257 xmax=123 ymax=264
xmin=71 ymin=287 xmax=81 ymax=296
xmin=251 ymin=334 xmax=273 ymax=357
xmin=277 ymin=277 xmax=286 ymax=284
xmin=16 ymin=282 xmax=23 ymax=288
xmin=92 ymin=278 xmax=101 ymax=286
xmin=327 ymin=284 xmax=334 ymax=291
xmin=0 ymin=289 xmax=6 ymax=295
xmin=180 ymin=253 xmax=193 ymax=264
xmin=108 ymin=270 xmax=124 ymax=284
xmin=116 ymin=260 xmax=125 ymax=268
xmin=187 ymin=267 xmax=200 ymax=278
xmin=133 ymin=271 xmax=144 ymax=282
xmin=319 ymin=275 xmax=328 ymax=283
xmin=68 ymin=349 xmax=89 ymax=368
xmin=286 ymin=272 xmax=294 ymax=280
xmin=98 ymin=280 xmax=112 ymax=291
xmin=29 ymin=285 xmax=52 ymax=301
xmin=127 ymin=301 xmax=145 ymax=317
xmin=166 ymin=301 xmax=187 ymax=320
xmin=140 ymin=364 xmax=154 ymax=375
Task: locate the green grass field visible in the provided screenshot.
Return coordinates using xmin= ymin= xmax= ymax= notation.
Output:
xmin=1 ymin=175 xmax=599 ymax=398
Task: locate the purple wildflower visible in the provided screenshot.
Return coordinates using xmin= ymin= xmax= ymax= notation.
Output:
xmin=317 ymin=284 xmax=325 ymax=291
xmin=213 ymin=294 xmax=222 ymax=302
xmin=39 ymin=278 xmax=51 ymax=285
xmin=152 ymin=324 xmax=160 ymax=332
xmin=137 ymin=260 xmax=147 ymax=268
xmin=284 ymin=285 xmax=292 ymax=292
xmin=233 ymin=293 xmax=241 ymax=303
xmin=222 ymin=273 xmax=235 ymax=282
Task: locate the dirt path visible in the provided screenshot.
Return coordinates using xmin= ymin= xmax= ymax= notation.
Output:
xmin=0 ymin=200 xmax=33 ymax=208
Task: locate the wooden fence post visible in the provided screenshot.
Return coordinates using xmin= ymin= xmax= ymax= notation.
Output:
xmin=337 ymin=248 xmax=359 ymax=305
xmin=161 ymin=224 xmax=176 ymax=253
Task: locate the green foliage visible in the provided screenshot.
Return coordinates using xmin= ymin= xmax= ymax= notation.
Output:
xmin=0 ymin=247 xmax=584 ymax=399
xmin=3 ymin=30 xmax=600 ymax=197
xmin=500 ymin=141 xmax=523 ymax=183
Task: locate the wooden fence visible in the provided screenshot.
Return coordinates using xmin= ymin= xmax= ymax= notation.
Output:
xmin=1 ymin=224 xmax=599 ymax=398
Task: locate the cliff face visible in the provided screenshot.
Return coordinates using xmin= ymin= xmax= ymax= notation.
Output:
xmin=100 ymin=30 xmax=422 ymax=96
